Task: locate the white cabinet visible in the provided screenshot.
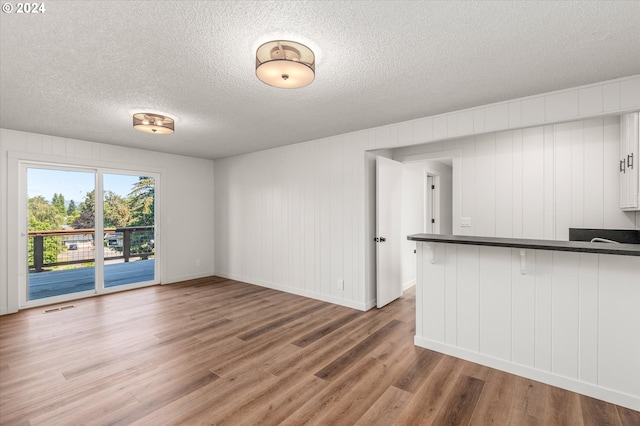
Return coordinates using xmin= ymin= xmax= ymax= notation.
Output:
xmin=620 ymin=112 xmax=640 ymax=210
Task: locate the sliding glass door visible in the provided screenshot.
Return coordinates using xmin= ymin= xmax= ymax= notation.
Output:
xmin=24 ymin=164 xmax=158 ymax=306
xmin=103 ymin=174 xmax=155 ymax=288
xmin=27 ymin=167 xmax=97 ymax=301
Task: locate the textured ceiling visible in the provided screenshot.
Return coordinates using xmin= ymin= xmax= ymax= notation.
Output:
xmin=1 ymin=1 xmax=639 ymax=160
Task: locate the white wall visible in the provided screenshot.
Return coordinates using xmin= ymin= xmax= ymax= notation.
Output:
xmin=0 ymin=129 xmax=215 ymax=314
xmin=213 ymin=75 xmax=640 ymax=310
xmin=400 ymin=160 xmax=453 ymax=290
xmin=395 ymin=116 xmax=640 ymax=239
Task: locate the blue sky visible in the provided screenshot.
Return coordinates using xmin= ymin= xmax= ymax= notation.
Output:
xmin=27 ymin=168 xmax=142 ymax=204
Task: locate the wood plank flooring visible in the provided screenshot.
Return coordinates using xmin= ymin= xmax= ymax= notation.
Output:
xmin=1 ymin=276 xmax=638 ymax=425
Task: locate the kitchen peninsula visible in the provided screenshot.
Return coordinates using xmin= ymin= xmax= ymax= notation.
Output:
xmin=408 ymin=233 xmax=640 ymax=410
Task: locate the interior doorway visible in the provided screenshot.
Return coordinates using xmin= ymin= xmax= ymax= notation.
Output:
xmin=367 ymin=148 xmax=459 ymax=309
xmin=425 ymin=174 xmax=437 ymax=234
xmin=400 ymin=158 xmax=453 ymax=290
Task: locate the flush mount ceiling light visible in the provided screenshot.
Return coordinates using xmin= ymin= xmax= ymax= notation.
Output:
xmin=132 ymin=113 xmax=174 ymax=134
xmin=256 ymin=40 xmax=315 ymax=88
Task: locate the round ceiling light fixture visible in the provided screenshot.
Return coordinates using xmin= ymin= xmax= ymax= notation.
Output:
xmin=256 ymin=40 xmax=315 ymax=89
xmin=132 ymin=113 xmax=174 ymax=134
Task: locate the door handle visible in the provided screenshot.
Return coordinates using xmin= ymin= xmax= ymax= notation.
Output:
xmin=621 ymin=159 xmax=626 ymax=173
xmin=628 ymin=153 xmax=634 ymax=169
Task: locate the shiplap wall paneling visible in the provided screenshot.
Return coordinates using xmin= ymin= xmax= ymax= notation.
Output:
xmin=620 ymin=77 xmax=640 ymax=110
xmin=554 ymin=122 xmax=573 ymax=241
xmin=478 ymin=246 xmax=512 ymax=360
xmin=533 ymin=251 xmax=554 ymax=372
xmin=461 ymin=138 xmax=476 ymax=236
xmin=444 ymin=243 xmax=458 ymax=346
xmin=456 ymin=245 xmax=480 ymax=352
xmin=579 ymin=85 xmax=603 ymax=116
xmin=522 ymin=127 xmax=545 ymax=239
xmin=422 ymin=242 xmax=445 ymax=342
xmin=511 ymin=248 xmax=536 ymax=367
xmin=543 ymin=126 xmax=555 ymax=239
xmin=209 ymin=76 xmax=640 ymax=313
xmin=319 ymin=143 xmax=332 ymax=296
xmin=475 ymin=134 xmax=496 ymax=236
xmin=578 ymin=253 xmax=599 ymax=386
xmin=551 ymin=251 xmax=581 ymax=380
xmin=495 ymin=131 xmax=514 ymax=238
xmin=512 ymin=130 xmax=524 ymax=238
xmin=583 ymin=119 xmax=605 ymax=228
xmin=340 ymin=137 xmax=351 ymax=300
xmin=329 ymin=137 xmax=343 ymax=299
xmin=545 ymin=90 xmax=579 ymax=122
xmin=598 ymin=255 xmax=640 ymax=397
xmin=415 ymin=242 xmax=424 ymax=338
xmin=571 ymin=121 xmax=585 ymax=229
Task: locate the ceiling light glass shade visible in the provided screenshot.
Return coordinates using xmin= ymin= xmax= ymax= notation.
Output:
xmin=256 ymin=40 xmax=315 ymax=88
xmin=133 ymin=113 xmax=174 ymax=134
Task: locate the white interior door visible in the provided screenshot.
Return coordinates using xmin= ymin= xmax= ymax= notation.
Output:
xmin=376 ymin=156 xmax=403 ymax=308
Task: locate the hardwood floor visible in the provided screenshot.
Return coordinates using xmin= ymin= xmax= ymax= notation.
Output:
xmin=1 ymin=277 xmax=638 ymax=425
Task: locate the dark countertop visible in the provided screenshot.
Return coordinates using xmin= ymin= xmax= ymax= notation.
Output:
xmin=407 ymin=234 xmax=640 ymax=256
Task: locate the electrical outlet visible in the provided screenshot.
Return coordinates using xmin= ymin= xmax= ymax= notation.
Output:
xmin=195 ymin=259 xmax=200 ymax=267
xmin=338 ymin=279 xmax=344 ymax=290
xmin=461 ymin=217 xmax=471 ymax=228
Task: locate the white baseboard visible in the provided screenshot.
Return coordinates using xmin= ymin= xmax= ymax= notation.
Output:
xmin=214 ymin=271 xmax=369 ymax=311
xmin=162 ymin=272 xmax=215 ymax=284
xmin=403 ymin=279 xmax=416 ymax=291
xmin=414 ymin=336 xmax=640 ymax=411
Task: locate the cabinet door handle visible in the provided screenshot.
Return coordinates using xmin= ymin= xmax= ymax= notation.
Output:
xmin=628 ymin=153 xmax=634 ymax=169
xmin=620 ymin=159 xmax=626 ymax=173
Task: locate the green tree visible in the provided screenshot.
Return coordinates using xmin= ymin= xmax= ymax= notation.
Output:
xmin=67 ymin=199 xmax=77 ymax=216
xmin=72 ymin=190 xmax=96 ymax=228
xmin=27 ymin=196 xmax=64 ymax=267
xmin=71 ymin=190 xmax=132 ymax=229
xmin=128 ymin=177 xmax=155 ymax=226
xmin=28 ymin=196 xmax=63 ymax=230
xmin=104 ymin=191 xmax=130 ymax=228
xmin=52 ymin=193 xmax=66 ymax=215
xmin=28 ymin=222 xmax=64 ymax=266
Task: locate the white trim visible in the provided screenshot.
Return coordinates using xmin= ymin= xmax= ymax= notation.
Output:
xmin=14 ymin=158 xmax=162 ymax=311
xmin=394 ymin=149 xmax=462 ymax=164
xmin=402 ymin=279 xmax=415 ymax=291
xmin=216 ymin=271 xmax=370 ymax=311
xmin=414 ymin=336 xmax=640 ymax=411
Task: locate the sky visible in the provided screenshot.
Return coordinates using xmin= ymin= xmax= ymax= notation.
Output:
xmin=27 ymin=168 xmax=144 ymax=204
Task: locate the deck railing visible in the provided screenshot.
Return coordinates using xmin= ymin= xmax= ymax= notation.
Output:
xmin=29 ymin=226 xmax=154 ymax=272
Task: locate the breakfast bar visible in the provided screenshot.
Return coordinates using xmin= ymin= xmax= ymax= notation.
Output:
xmin=408 ymin=233 xmax=640 ymax=410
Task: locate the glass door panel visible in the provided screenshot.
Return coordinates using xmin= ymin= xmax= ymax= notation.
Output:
xmin=27 ymin=168 xmax=96 ymax=301
xmin=103 ymin=174 xmax=155 ymax=288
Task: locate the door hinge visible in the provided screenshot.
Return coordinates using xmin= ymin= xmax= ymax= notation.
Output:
xmin=431 ymin=185 xmax=435 ymax=189
xmin=431 ymin=218 xmax=435 ymax=224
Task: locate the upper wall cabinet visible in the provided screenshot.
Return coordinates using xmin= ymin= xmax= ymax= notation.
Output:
xmin=620 ymin=112 xmax=640 ymax=211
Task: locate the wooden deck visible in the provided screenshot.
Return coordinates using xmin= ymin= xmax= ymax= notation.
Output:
xmin=28 ymin=259 xmax=155 ymax=300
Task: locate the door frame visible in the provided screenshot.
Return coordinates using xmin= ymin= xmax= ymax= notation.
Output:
xmin=13 ymin=156 xmax=162 ymax=309
xmin=425 ymin=173 xmax=442 ymax=235
xmin=368 ymin=149 xmax=461 ymax=309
